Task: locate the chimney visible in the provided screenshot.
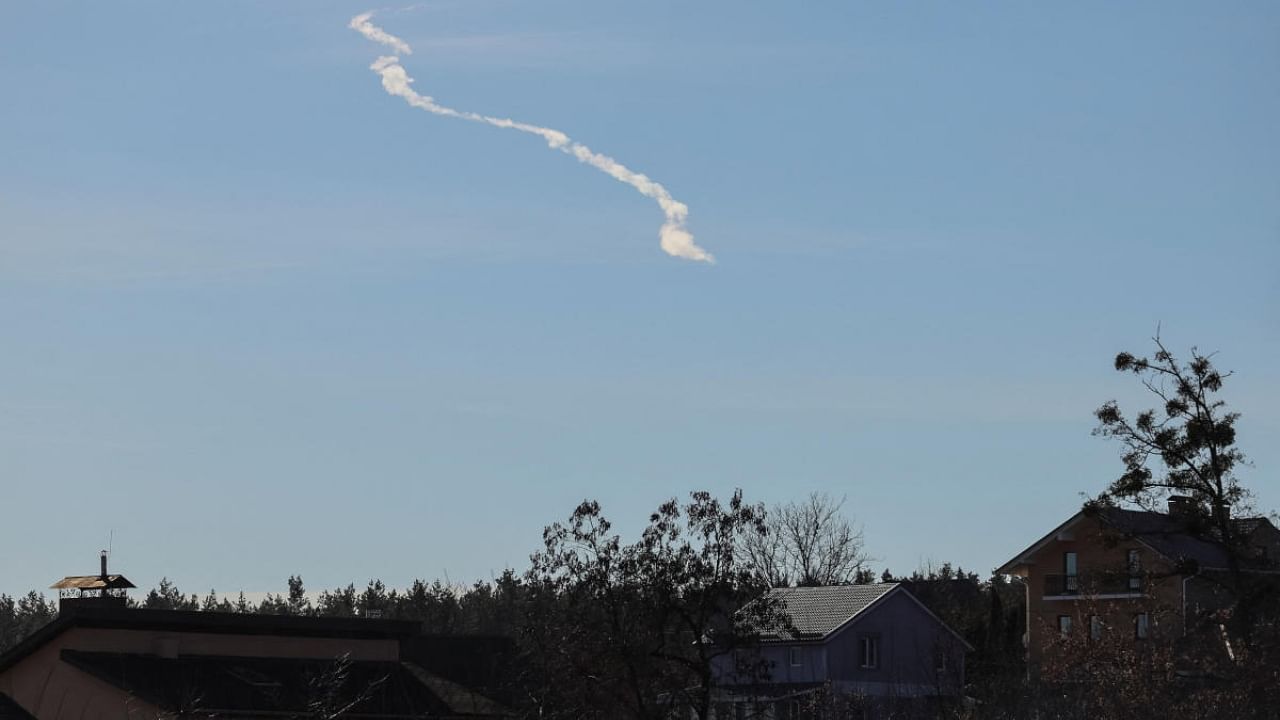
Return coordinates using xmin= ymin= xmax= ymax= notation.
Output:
xmin=1167 ymin=495 xmax=1195 ymax=517
xmin=100 ymin=550 xmax=109 ymax=580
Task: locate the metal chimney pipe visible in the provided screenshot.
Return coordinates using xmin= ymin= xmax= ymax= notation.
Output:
xmin=100 ymin=550 xmax=108 ymax=580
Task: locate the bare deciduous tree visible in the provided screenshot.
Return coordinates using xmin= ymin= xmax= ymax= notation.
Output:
xmin=742 ymin=492 xmax=870 ymax=587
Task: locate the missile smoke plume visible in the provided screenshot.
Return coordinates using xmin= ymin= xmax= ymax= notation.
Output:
xmin=349 ymin=11 xmax=713 ymax=263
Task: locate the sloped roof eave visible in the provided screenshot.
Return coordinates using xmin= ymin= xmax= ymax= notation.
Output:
xmin=816 ymin=585 xmax=900 ymax=641
xmin=995 ymin=506 xmax=1255 ymax=574
xmin=759 ymin=585 xmax=974 ymax=653
xmin=752 ymin=583 xmax=899 ymax=642
xmin=996 ymin=511 xmax=1088 ymax=575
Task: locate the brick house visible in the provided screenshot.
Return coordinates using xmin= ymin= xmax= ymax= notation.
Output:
xmin=996 ymin=496 xmax=1280 ymax=670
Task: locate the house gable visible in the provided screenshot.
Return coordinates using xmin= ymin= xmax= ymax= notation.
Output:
xmin=824 ymin=589 xmax=968 ymax=696
xmin=720 ymin=585 xmax=970 ymax=698
xmin=997 ymin=511 xmax=1088 ymax=575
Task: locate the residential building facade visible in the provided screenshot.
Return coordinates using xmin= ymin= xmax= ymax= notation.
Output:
xmin=713 ymin=583 xmax=970 ymax=714
xmin=997 ymin=496 xmax=1280 ymax=670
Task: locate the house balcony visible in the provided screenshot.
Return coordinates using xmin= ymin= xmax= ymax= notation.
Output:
xmin=1042 ymin=572 xmax=1144 ymax=599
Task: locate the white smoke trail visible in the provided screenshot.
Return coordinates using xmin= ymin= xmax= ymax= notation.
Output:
xmin=348 ymin=11 xmax=713 ymax=263
xmin=350 ymin=11 xmax=414 ymax=55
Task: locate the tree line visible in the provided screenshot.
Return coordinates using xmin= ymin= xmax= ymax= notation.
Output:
xmin=2 ymin=337 xmax=1276 ymax=718
xmin=1 ymin=490 xmax=1023 ymax=718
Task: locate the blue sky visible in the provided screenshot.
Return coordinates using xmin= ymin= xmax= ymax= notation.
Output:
xmin=2 ymin=1 xmax=1277 ymax=598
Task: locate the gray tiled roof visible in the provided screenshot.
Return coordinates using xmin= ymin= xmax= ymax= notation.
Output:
xmin=762 ymin=583 xmax=898 ymax=640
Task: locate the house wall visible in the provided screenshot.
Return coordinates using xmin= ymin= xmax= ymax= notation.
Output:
xmin=0 ymin=628 xmax=161 ymax=720
xmin=709 ymin=641 xmax=828 ymax=686
xmin=1012 ymin=515 xmax=1183 ymax=669
xmin=825 ymin=591 xmax=964 ymax=697
xmin=1245 ymin=523 xmax=1280 ymax=564
xmin=1184 ymin=571 xmax=1237 ymax=618
xmin=0 ymin=626 xmax=400 ymax=719
xmin=760 ymin=643 xmax=828 ymax=684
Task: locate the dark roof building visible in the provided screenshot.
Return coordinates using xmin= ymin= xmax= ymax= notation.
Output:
xmin=0 ymin=605 xmax=509 ymax=719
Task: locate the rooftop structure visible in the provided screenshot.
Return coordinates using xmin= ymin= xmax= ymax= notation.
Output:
xmin=48 ymin=552 xmax=135 ymax=612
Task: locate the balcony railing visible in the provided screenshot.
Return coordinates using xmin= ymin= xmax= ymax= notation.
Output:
xmin=1043 ymin=572 xmax=1145 ymax=597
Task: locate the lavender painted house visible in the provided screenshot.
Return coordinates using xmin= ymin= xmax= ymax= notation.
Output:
xmin=715 ymin=583 xmax=970 ymax=710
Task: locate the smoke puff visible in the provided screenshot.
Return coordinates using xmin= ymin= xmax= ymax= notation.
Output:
xmin=349 ymin=13 xmax=414 ymax=56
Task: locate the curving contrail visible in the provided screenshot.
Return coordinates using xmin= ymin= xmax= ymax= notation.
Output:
xmin=349 ymin=11 xmax=713 ymax=263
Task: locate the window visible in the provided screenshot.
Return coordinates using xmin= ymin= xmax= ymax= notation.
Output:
xmin=935 ymin=648 xmax=948 ymax=673
xmin=1135 ymin=613 xmax=1150 ymax=639
xmin=859 ymin=635 xmax=880 ymax=669
xmin=1089 ymin=615 xmax=1103 ymax=641
xmin=1064 ymin=552 xmax=1078 ymax=593
xmin=1058 ymin=615 xmax=1073 ymax=637
xmin=1127 ymin=549 xmax=1142 ymax=591
xmin=788 ymin=646 xmax=802 ymax=667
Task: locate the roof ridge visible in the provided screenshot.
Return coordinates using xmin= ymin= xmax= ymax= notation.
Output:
xmin=760 ymin=583 xmax=899 ymax=641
